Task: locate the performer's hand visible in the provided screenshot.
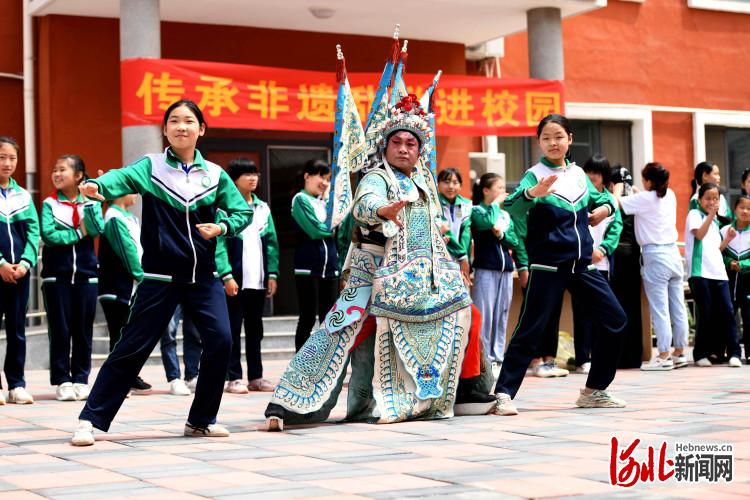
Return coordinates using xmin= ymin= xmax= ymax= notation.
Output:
xmin=224 ymin=278 xmax=239 ymax=297
xmin=376 ymin=200 xmax=407 ymax=228
xmin=0 ymin=263 xmax=17 ymax=284
xmin=527 ymin=175 xmax=557 ymax=199
xmin=518 ymin=269 xmax=529 ymax=289
xmin=12 ymin=264 xmax=28 ymax=280
xmin=196 ymin=223 xmax=222 ymax=239
xmin=266 ymin=278 xmax=277 ymax=298
xmin=588 ymin=206 xmax=609 ymax=227
xmin=592 ymin=248 xmax=605 ymax=264
xmin=79 ymin=182 xmax=105 ymax=201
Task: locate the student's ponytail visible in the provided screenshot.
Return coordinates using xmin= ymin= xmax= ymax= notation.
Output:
xmin=642 ymin=162 xmax=669 ymax=198
xmin=473 ymin=173 xmax=501 ymax=205
xmin=472 ymin=179 xmax=483 ymax=205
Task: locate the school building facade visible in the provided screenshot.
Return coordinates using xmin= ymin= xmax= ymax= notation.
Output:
xmin=1 ymin=0 xmax=749 ymax=329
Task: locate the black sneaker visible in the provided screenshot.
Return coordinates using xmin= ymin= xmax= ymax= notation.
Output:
xmin=131 ymin=376 xmax=152 ymax=394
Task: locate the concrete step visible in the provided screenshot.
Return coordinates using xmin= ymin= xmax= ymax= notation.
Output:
xmin=11 ymin=316 xmax=300 ymax=370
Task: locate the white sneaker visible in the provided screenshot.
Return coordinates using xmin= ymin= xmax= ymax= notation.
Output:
xmin=71 ymin=420 xmax=94 ymax=446
xmin=169 ymin=378 xmax=191 ymax=396
xmin=492 ymin=392 xmax=518 ymax=416
xmin=575 ymin=388 xmax=626 ymax=408
xmin=548 ymin=362 xmax=570 ymax=377
xmin=695 ymin=358 xmax=713 ymax=367
xmin=184 ymin=422 xmax=229 ymax=437
xmin=56 ymin=382 xmax=76 ymax=401
xmin=640 ymin=357 xmax=674 ymax=371
xmin=729 ymin=357 xmax=742 ymax=368
xmin=73 ymin=383 xmax=90 ymax=401
xmin=186 ymin=377 xmax=198 ymax=393
xmin=532 ymin=363 xmax=555 ymax=378
xmin=672 ymin=355 xmax=688 ymax=369
xmin=575 ymin=362 xmax=591 ymax=374
xmin=225 ymin=379 xmax=249 ymax=394
xmin=8 ymin=387 xmax=33 ymax=404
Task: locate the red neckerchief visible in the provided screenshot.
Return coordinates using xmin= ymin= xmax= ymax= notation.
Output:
xmin=53 ymin=192 xmax=81 ymax=229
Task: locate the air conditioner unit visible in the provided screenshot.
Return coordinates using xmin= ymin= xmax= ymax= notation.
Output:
xmin=465 ymin=38 xmax=505 ymax=61
xmin=469 ymin=152 xmax=505 ymax=181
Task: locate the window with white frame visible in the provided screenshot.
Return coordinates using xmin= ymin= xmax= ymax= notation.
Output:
xmin=688 ymin=0 xmax=750 ymax=14
xmin=705 ymin=126 xmax=750 ymax=205
xmin=569 ymin=120 xmax=633 ymax=172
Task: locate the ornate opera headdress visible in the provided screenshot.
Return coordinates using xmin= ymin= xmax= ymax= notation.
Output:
xmin=326 ymin=25 xmax=442 ymax=230
xmin=377 ymin=93 xmax=433 ymax=153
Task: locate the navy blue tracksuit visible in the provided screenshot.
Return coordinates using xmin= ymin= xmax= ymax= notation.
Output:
xmin=77 ymin=148 xmax=253 ymax=431
xmin=0 ymin=277 xmax=31 ymax=389
xmin=496 ymin=263 xmax=626 ymax=397
xmin=41 ymin=192 xmax=103 ymax=386
xmin=81 ymin=279 xmax=231 ymax=430
xmin=496 ymin=159 xmax=626 ymax=398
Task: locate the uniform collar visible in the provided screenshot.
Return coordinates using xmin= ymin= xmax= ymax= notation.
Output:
xmin=439 ymin=193 xmax=469 ymax=206
xmin=55 ymin=190 xmax=85 ymax=203
xmin=0 ymin=178 xmax=20 ymax=193
xmin=165 ymin=147 xmax=207 ymax=171
xmin=540 ymin=156 xmax=570 ymax=169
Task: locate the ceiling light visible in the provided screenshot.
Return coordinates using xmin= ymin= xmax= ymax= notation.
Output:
xmin=309 ymin=7 xmax=335 ymax=19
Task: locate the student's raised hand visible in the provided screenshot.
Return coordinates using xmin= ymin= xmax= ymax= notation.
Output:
xmin=493 ymin=191 xmax=508 ymax=206
xmin=224 ymin=278 xmax=239 ymax=297
xmin=0 ymin=263 xmax=17 ymax=284
xmin=79 ymin=182 xmax=105 ymax=201
xmin=527 ymin=175 xmax=557 ymax=199
xmin=266 ymin=278 xmax=278 ymax=298
xmin=588 ymin=206 xmax=609 ymax=227
xmin=12 ymin=265 xmax=27 ymax=280
xmin=725 ymin=227 xmax=737 ymax=242
xmin=196 ymin=223 xmax=222 ymax=239
xmin=376 ymin=200 xmax=408 ymax=228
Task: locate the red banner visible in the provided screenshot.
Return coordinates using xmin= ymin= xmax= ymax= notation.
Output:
xmin=121 ymin=58 xmax=564 ymax=137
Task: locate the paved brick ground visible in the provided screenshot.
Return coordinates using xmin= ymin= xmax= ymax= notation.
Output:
xmin=1 ymin=360 xmax=748 ymax=499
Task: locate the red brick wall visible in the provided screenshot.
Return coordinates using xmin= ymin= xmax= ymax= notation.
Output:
xmin=500 ymin=0 xmax=750 ymax=233
xmin=0 ymin=0 xmax=26 ymax=186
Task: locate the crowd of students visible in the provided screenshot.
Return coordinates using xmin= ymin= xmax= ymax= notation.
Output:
xmin=0 ymin=106 xmax=747 ymax=442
